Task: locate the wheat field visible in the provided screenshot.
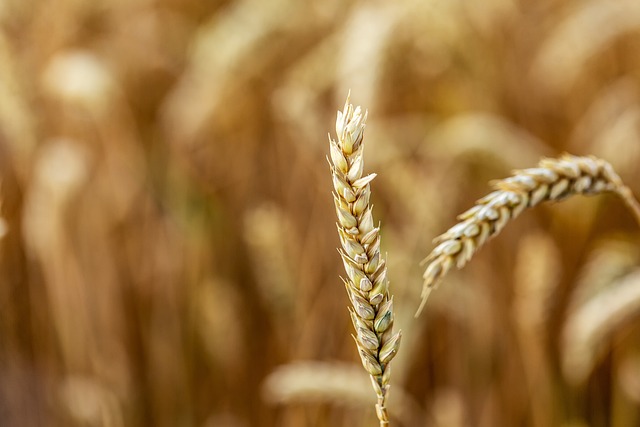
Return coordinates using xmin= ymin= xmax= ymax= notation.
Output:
xmin=1 ymin=0 xmax=640 ymax=426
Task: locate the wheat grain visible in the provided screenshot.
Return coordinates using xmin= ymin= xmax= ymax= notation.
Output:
xmin=418 ymin=154 xmax=640 ymax=315
xmin=329 ymin=95 xmax=401 ymax=427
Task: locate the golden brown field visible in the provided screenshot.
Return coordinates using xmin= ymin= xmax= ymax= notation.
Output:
xmin=1 ymin=0 xmax=640 ymax=426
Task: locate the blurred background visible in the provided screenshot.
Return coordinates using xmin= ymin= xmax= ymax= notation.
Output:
xmin=1 ymin=0 xmax=640 ymax=426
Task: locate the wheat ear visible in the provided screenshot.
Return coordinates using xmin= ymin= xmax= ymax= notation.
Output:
xmin=329 ymin=96 xmax=401 ymax=427
xmin=418 ymin=154 xmax=640 ymax=315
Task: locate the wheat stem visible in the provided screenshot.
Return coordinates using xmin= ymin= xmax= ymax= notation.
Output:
xmin=418 ymin=154 xmax=640 ymax=316
xmin=329 ymin=95 xmax=401 ymax=427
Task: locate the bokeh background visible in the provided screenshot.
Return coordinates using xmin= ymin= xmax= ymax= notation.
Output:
xmin=2 ymin=0 xmax=640 ymax=426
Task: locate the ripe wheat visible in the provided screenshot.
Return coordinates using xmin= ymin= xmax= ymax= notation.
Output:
xmin=419 ymin=154 xmax=640 ymax=315
xmin=329 ymin=96 xmax=401 ymax=427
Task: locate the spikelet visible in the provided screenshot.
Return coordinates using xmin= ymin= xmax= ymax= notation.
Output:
xmin=418 ymin=154 xmax=640 ymax=315
xmin=329 ymin=95 xmax=401 ymax=427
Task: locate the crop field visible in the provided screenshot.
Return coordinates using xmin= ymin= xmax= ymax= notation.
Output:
xmin=1 ymin=1 xmax=640 ymax=426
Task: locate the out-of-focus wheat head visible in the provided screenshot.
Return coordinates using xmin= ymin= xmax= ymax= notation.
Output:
xmin=419 ymin=154 xmax=640 ymax=314
xmin=262 ymin=362 xmax=423 ymax=427
xmin=563 ymin=268 xmax=640 ymax=385
xmin=329 ymin=95 xmax=401 ymax=426
xmin=563 ymin=240 xmax=640 ymax=385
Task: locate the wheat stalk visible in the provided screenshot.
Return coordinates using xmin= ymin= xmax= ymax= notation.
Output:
xmin=418 ymin=154 xmax=640 ymax=315
xmin=329 ymin=95 xmax=401 ymax=427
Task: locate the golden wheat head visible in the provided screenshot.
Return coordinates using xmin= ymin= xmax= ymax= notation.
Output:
xmin=329 ymin=95 xmax=401 ymax=427
xmin=418 ymin=154 xmax=640 ymax=315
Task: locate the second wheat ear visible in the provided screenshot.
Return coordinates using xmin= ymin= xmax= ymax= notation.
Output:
xmin=418 ymin=154 xmax=640 ymax=316
xmin=329 ymin=96 xmax=401 ymax=427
